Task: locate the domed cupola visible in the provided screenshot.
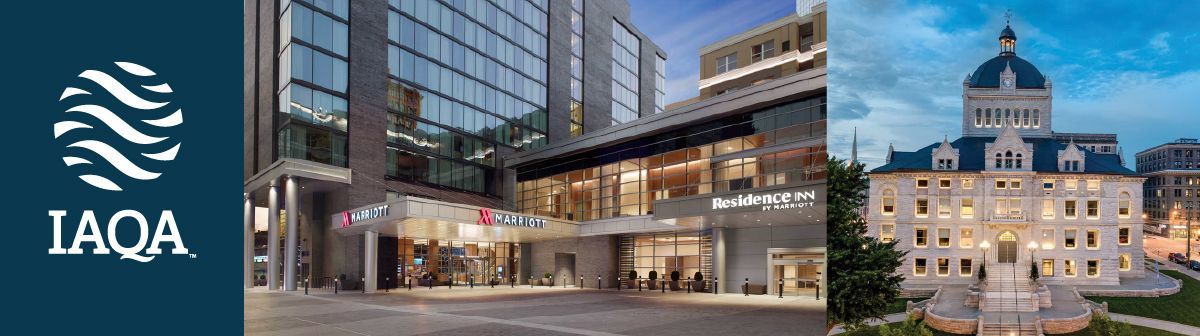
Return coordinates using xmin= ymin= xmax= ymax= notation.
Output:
xmin=967 ymin=18 xmax=1046 ymax=89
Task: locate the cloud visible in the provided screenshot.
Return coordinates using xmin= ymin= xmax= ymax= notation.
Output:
xmin=1150 ymin=32 xmax=1171 ymax=54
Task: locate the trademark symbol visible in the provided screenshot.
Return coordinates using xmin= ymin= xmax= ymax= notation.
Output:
xmin=189 ymin=254 xmax=197 ymax=259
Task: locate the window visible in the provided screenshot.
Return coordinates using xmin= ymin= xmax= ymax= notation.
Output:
xmin=916 ymin=178 xmax=929 ymax=189
xmin=916 ymin=199 xmax=929 ymax=217
xmin=751 ymin=39 xmax=774 ymax=63
xmin=1043 ymin=180 xmax=1055 ymax=190
xmin=1087 ymin=260 xmax=1099 ymax=277
xmin=1118 ymin=193 xmax=1131 ymax=218
xmin=1119 ymin=254 xmax=1132 ymax=271
xmin=570 ymin=101 xmax=584 ymax=137
xmin=995 ymin=179 xmax=1007 ymax=189
xmin=1065 ymin=200 xmax=1077 ymax=219
xmin=937 ymin=258 xmax=950 ymax=276
xmin=937 ymin=228 xmax=951 ymax=247
xmin=938 ymin=197 xmax=951 ymax=218
xmin=960 ymin=259 xmax=973 ymax=276
xmin=1041 ymin=229 xmax=1055 ymax=249
xmin=781 ymin=40 xmax=791 ymax=51
xmin=960 ymin=198 xmax=974 ymax=218
xmin=1086 ymin=229 xmax=1099 ymax=249
xmin=1010 ymin=179 xmax=1022 ymax=189
xmin=1118 ymin=227 xmax=1130 ymax=245
xmin=1042 ymin=199 xmax=1055 ymax=219
xmin=1086 ymin=200 xmax=1099 ymax=219
xmin=1064 ymin=229 xmax=1077 ymax=249
xmin=962 ymin=179 xmax=974 ymax=189
xmin=1087 ymin=180 xmax=1100 ymax=190
xmin=1064 ymin=259 xmax=1077 ymax=277
xmin=960 ymin=228 xmax=974 ymax=248
xmin=914 ymin=258 xmax=927 ymax=276
xmin=985 ymin=109 xmax=992 ymax=127
xmin=1042 ymin=259 xmax=1054 ymax=277
xmin=882 ymin=190 xmax=895 ymax=215
xmin=975 ymin=109 xmax=983 ymax=127
xmin=915 ymin=228 xmax=927 ymax=247
xmin=1065 ymin=180 xmax=1079 ymax=190
xmin=1033 ymin=109 xmax=1040 ymax=127
xmin=994 ymin=198 xmax=1021 ymax=215
xmin=715 ymin=53 xmax=737 ymax=74
xmin=939 ymin=179 xmax=952 ymax=188
xmin=880 ymin=224 xmax=894 ymax=243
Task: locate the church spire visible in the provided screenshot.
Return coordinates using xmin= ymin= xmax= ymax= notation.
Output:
xmin=851 ymin=127 xmax=858 ymax=164
xmin=999 ymin=10 xmax=1017 ymax=56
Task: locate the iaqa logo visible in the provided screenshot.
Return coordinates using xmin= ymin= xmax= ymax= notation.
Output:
xmin=47 ymin=62 xmax=190 ymax=262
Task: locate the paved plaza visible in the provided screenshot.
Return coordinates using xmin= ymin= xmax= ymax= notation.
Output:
xmin=245 ymin=286 xmax=826 ymax=336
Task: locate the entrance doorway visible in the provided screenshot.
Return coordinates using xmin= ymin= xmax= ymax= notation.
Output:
xmin=554 ymin=253 xmax=576 ymax=286
xmin=997 ymin=231 xmax=1018 ymax=263
xmin=768 ymin=248 xmax=825 ymax=296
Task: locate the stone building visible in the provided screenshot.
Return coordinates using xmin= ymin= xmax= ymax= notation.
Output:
xmin=1136 ymin=138 xmax=1200 ymax=238
xmin=865 ymin=22 xmax=1146 ymax=289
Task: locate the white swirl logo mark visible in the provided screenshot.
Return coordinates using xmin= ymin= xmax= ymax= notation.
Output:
xmin=54 ymin=62 xmax=182 ymax=191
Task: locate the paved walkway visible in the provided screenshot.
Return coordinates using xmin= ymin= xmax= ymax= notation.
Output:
xmin=1110 ymin=313 xmax=1200 ymax=336
xmin=246 ymin=286 xmax=826 ymax=335
xmin=825 ymin=313 xmax=907 ymax=335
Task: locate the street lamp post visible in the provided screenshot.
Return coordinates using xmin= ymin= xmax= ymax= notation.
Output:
xmin=1027 ymin=241 xmax=1039 ymax=279
xmin=980 ymin=240 xmax=991 ymax=265
xmin=1187 ymin=205 xmax=1195 ymax=265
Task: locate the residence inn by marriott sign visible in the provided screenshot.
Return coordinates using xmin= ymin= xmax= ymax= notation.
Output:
xmin=711 ymin=189 xmax=819 ymax=211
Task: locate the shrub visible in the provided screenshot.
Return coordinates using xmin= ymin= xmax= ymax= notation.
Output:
xmin=694 ymin=272 xmax=703 ymax=282
xmin=1029 ymin=261 xmax=1040 ymax=281
xmin=1090 ymin=313 xmax=1136 ymax=336
xmin=978 ymin=263 xmax=987 ymax=280
xmin=628 ymin=270 xmax=638 ymax=280
xmin=671 ymin=270 xmax=680 ymax=281
xmin=648 ymin=270 xmax=658 ymax=280
xmin=877 ymin=313 xmax=934 ymax=336
xmin=543 ymin=272 xmax=552 ymax=278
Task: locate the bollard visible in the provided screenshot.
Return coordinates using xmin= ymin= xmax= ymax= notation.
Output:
xmin=662 ymin=279 xmax=666 ymax=293
xmin=531 ymin=276 xmax=534 ymax=288
xmin=617 ymin=277 xmax=622 ymax=291
xmin=510 ymin=275 xmax=514 ymax=288
xmin=563 ymin=275 xmax=566 ymax=289
xmin=744 ymin=278 xmax=749 ymax=296
xmin=492 ymin=276 xmax=495 ymax=288
xmin=638 ymin=279 xmax=643 ymax=291
xmin=305 ymin=278 xmax=309 ymax=295
xmin=470 ymin=275 xmax=474 ymax=289
xmin=408 ymin=277 xmax=412 ymax=291
xmin=334 ymin=278 xmax=339 ymax=294
xmin=778 ymin=278 xmax=783 ymax=298
xmin=714 ymin=278 xmax=718 ymax=295
xmin=816 ymin=282 xmax=821 ymax=300
xmin=449 ymin=274 xmax=453 ymax=289
xmin=597 ymin=275 xmax=601 ymax=290
xmin=386 ymin=278 xmax=389 ymax=293
xmin=687 ymin=277 xmax=691 ymax=294
xmin=362 ymin=278 xmax=366 ymax=294
xmin=580 ymin=275 xmax=584 ymax=289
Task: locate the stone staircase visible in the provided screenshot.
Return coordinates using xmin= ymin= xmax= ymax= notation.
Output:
xmin=981 ymin=264 xmax=1038 ymax=313
xmin=979 ymin=322 xmax=1039 ymax=336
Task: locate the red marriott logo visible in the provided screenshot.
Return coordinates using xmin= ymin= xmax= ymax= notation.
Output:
xmin=477 ymin=208 xmax=495 ymax=225
xmin=341 ymin=211 xmax=351 ymax=228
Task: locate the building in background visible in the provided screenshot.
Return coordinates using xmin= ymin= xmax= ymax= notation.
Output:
xmin=1137 ymin=138 xmax=1200 ymax=239
xmin=508 ymin=0 xmax=828 ymax=295
xmin=242 ymin=0 xmax=664 ymax=291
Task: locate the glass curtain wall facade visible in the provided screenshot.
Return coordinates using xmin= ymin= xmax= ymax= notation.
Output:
xmin=277 ymin=0 xmax=350 ymax=167
xmin=516 ymin=97 xmax=827 ymax=221
xmin=386 ymin=0 xmax=549 ymax=195
xmin=654 ymin=55 xmax=665 ymax=114
xmin=611 ymin=20 xmax=640 ymax=125
xmin=397 ymin=239 xmax=521 ymax=286
xmin=569 ymin=0 xmax=585 ymax=137
xmin=619 ymin=231 xmax=712 ymax=282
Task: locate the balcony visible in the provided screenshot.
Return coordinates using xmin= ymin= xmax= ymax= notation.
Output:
xmin=990 ymin=213 xmax=1027 ymax=222
xmin=699 ymin=49 xmax=815 ymax=90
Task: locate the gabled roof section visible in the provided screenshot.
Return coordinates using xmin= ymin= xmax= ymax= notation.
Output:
xmin=873 ymin=136 xmax=1137 ymax=175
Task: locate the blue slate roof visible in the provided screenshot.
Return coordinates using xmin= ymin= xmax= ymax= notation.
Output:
xmin=969 ymin=55 xmax=1046 ymax=89
xmin=873 ymin=137 xmax=1137 ymax=175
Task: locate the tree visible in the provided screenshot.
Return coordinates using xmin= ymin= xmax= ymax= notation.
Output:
xmin=827 ymin=157 xmax=908 ymax=331
xmin=878 ymin=313 xmax=934 ymax=336
xmin=1030 ymin=261 xmax=1040 ymax=281
xmin=1089 ymin=313 xmax=1136 ymax=336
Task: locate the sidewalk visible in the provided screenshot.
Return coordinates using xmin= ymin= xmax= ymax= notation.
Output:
xmin=1110 ymin=313 xmax=1200 ymax=336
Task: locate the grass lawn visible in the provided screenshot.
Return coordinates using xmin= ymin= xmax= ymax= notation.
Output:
xmin=885 ymin=297 xmax=930 ymax=315
xmin=1086 ymin=270 xmax=1200 ymax=327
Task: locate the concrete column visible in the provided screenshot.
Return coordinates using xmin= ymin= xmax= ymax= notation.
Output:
xmin=244 ymin=194 xmax=254 ymax=289
xmin=267 ymin=181 xmax=280 ymax=290
xmin=364 ymin=230 xmax=378 ymax=293
xmin=712 ymin=227 xmax=727 ymax=294
xmin=284 ymin=176 xmax=300 ymax=291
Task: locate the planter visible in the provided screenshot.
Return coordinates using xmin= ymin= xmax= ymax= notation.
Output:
xmin=541 ymin=278 xmax=554 ymax=286
xmin=669 ymin=281 xmax=681 ymax=291
xmin=627 ymin=279 xmax=639 ymax=289
xmin=647 ymin=280 xmax=659 ymax=290
xmin=692 ymin=281 xmax=706 ymax=292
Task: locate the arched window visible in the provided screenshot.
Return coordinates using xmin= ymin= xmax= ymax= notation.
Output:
xmin=1016 ymin=153 xmax=1023 ymax=168
xmin=882 ymin=189 xmax=896 ymax=215
xmin=975 ymin=109 xmax=983 ymax=127
xmin=1118 ymin=192 xmax=1131 ymax=218
xmin=1004 ymin=109 xmax=1011 ymax=126
xmin=1022 ymin=109 xmax=1030 ymax=127
xmin=1012 ymin=109 xmax=1020 ymax=126
xmin=985 ymin=109 xmax=992 ymax=127
xmin=1032 ymin=109 xmax=1040 ymax=128
xmin=995 ymin=153 xmax=1002 ymax=168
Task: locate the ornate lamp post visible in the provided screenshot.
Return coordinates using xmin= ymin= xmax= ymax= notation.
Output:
xmin=980 ymin=240 xmax=991 ymax=265
xmin=1027 ymin=241 xmax=1039 ymax=280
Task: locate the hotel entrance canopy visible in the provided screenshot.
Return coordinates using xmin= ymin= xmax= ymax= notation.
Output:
xmin=331 ymin=196 xmax=580 ymax=243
